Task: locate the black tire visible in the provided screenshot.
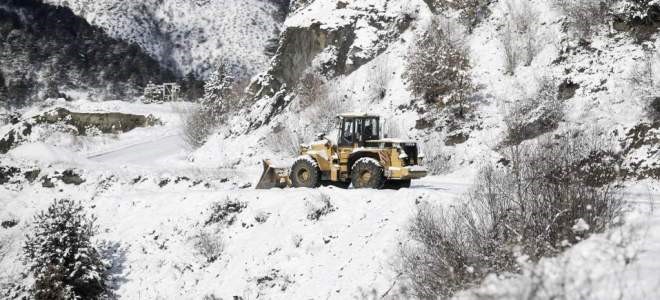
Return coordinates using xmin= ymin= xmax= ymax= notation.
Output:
xmin=351 ymin=157 xmax=385 ymax=189
xmin=384 ymin=179 xmax=412 ymax=190
xmin=290 ymin=156 xmax=321 ymax=188
xmin=399 ymin=179 xmax=412 ymax=189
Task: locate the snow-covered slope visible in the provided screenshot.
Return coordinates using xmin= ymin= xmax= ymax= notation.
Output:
xmin=3 ymin=0 xmax=660 ymax=299
xmin=43 ymin=0 xmax=284 ymax=78
xmin=0 ymin=163 xmax=470 ymax=299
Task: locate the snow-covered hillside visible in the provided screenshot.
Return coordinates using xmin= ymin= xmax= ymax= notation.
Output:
xmin=2 ymin=0 xmax=660 ymax=299
xmin=43 ymin=0 xmax=284 ymax=78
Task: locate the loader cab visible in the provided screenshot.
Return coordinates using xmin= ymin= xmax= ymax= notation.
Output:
xmin=337 ymin=113 xmax=380 ymax=147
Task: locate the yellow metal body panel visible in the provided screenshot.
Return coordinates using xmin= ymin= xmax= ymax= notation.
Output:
xmin=298 ymin=140 xmax=427 ymax=183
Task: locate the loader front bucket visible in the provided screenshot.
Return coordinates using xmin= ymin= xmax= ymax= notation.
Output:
xmin=256 ymin=159 xmax=291 ymax=189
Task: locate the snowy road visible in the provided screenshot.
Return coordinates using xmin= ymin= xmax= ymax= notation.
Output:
xmin=87 ymin=134 xmax=187 ymax=166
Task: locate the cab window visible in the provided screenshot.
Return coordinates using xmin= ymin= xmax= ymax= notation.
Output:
xmin=340 ymin=119 xmax=354 ymax=146
xmin=363 ymin=118 xmax=379 ymax=141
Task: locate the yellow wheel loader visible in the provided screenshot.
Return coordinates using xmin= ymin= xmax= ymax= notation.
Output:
xmin=256 ymin=113 xmax=428 ymax=189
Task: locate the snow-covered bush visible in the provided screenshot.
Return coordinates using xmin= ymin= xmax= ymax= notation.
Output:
xmin=627 ymin=50 xmax=660 ymax=119
xmin=205 ymin=197 xmax=247 ymax=226
xmin=399 ymin=201 xmax=504 ymax=298
xmin=382 ymin=118 xmax=408 ymax=139
xmin=504 ymin=77 xmax=564 ymax=144
xmin=369 ymin=55 xmax=392 ymax=101
xmin=182 ymin=63 xmax=244 ymax=148
xmin=421 ymin=135 xmax=452 ymax=174
xmin=554 ymin=0 xmax=614 ymax=41
xmin=295 ymin=71 xmax=327 ymax=110
xmin=500 ymin=0 xmax=541 ymax=74
xmin=302 ymin=80 xmax=345 ymax=135
xmin=23 ymin=199 xmax=108 ymax=299
xmin=306 ymin=193 xmax=335 ymax=221
xmin=400 ymin=133 xmax=623 ymax=298
xmin=266 ymin=122 xmax=307 ymax=157
xmin=429 ymin=0 xmax=491 ymax=32
xmin=611 ymin=0 xmax=660 ymax=25
xmin=201 ymin=63 xmax=235 ymax=123
xmin=180 ymin=106 xmax=216 ymax=149
xmin=404 ymin=17 xmax=474 ymax=118
xmin=193 ymin=228 xmax=224 ymax=263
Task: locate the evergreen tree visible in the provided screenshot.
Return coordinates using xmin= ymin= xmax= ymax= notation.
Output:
xmin=23 ymin=199 xmax=107 ymax=300
xmin=201 ymin=63 xmax=234 ymax=123
xmin=403 ymin=18 xmax=474 ymax=118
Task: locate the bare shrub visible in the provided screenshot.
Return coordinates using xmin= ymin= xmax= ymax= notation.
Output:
xmin=504 ymin=77 xmax=564 ymax=144
xmin=205 ymin=197 xmax=247 ymax=226
xmin=382 ymin=118 xmax=408 ymax=139
xmin=627 ymin=50 xmax=660 ymax=119
xmin=306 ymin=193 xmax=336 ymax=221
xmin=554 ymin=0 xmax=614 ymax=41
xmin=421 ymin=136 xmax=452 ymax=174
xmin=193 ymin=228 xmax=224 ymax=263
xmin=254 ymin=211 xmax=270 ymax=224
xmin=399 ymin=132 xmax=624 ymax=298
xmin=291 ymin=234 xmax=303 ymax=248
xmin=399 ymin=202 xmax=507 ymax=298
xmin=180 ymin=106 xmax=215 ymax=149
xmin=295 ymin=71 xmax=327 ymax=109
xmin=430 ymin=0 xmax=491 ymax=32
xmin=404 ymin=16 xmax=475 ymax=117
xmin=180 ymin=64 xmax=245 ymax=149
xmin=370 ymin=55 xmax=392 ymax=101
xmin=500 ymin=0 xmax=541 ymax=74
xmin=303 ymin=81 xmax=345 ymax=135
xmin=268 ymin=78 xmax=347 ymax=156
xmin=266 ymin=122 xmax=307 ymax=157
xmin=202 ymin=294 xmax=222 ymax=300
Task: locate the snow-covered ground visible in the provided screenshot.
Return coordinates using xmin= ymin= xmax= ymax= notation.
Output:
xmin=0 ymin=98 xmax=474 ymax=298
xmin=456 ymin=181 xmax=660 ymax=300
xmin=1 ymin=98 xmax=659 ymax=299
xmin=3 ymin=0 xmax=660 ymax=298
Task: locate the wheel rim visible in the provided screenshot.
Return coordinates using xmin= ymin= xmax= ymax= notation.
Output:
xmin=297 ymin=169 xmax=310 ymax=183
xmin=359 ymin=170 xmax=372 ymax=185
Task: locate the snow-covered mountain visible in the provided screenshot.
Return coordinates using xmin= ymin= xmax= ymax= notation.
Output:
xmin=43 ymin=0 xmax=286 ymax=78
xmin=0 ymin=0 xmax=177 ymax=108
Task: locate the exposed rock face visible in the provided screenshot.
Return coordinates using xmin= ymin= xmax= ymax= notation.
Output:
xmin=558 ymin=80 xmax=579 ymax=100
xmin=622 ymin=121 xmax=660 ymax=180
xmin=34 ymin=108 xmax=159 ymax=135
xmin=59 ymin=169 xmax=85 ymax=185
xmin=263 ymin=23 xmax=357 ymax=96
xmin=0 ymin=108 xmax=161 ymax=153
xmin=0 ymin=165 xmax=20 ymax=184
xmin=243 ymin=1 xmax=413 ymax=131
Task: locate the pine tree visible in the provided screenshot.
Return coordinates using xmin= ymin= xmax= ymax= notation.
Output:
xmin=201 ymin=64 xmax=234 ymax=123
xmin=403 ymin=18 xmax=474 ymax=118
xmin=23 ymin=199 xmax=107 ymax=300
